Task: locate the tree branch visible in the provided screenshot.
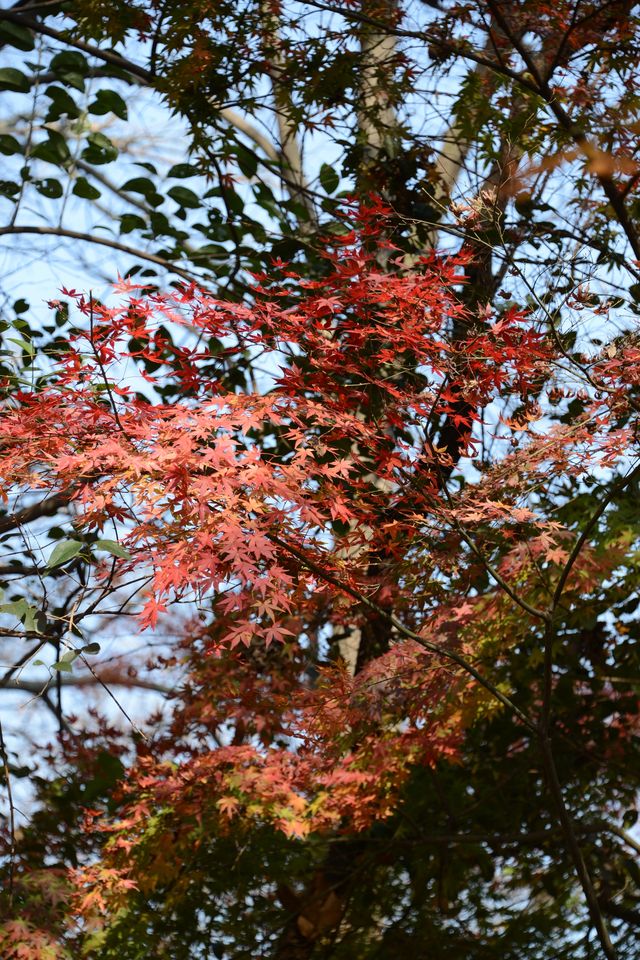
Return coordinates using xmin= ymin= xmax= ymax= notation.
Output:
xmin=0 ymin=225 xmax=203 ymax=284
xmin=0 ymin=488 xmax=73 ymax=535
xmin=259 ymin=2 xmax=318 ymax=227
xmin=268 ymin=532 xmax=537 ymax=733
xmin=539 ymin=736 xmax=618 ymax=960
xmin=297 ymin=0 xmax=541 ymax=93
xmin=0 ymin=9 xmax=152 ymax=83
xmin=484 ymin=0 xmax=640 ymax=261
xmin=3 ymin=674 xmax=173 ymax=695
xmin=219 ymin=108 xmax=280 ymax=164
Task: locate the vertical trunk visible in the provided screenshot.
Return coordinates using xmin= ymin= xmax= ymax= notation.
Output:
xmin=356 ymin=0 xmax=400 ymax=192
xmin=274 ymin=6 xmax=404 ymax=957
xmin=337 ymin=0 xmax=401 ymax=672
xmin=260 ymin=3 xmax=318 ymax=229
xmin=274 ymin=5 xmax=512 ymax=953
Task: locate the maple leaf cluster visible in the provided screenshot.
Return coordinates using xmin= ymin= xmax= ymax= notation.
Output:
xmin=1 ymin=206 xmax=639 ymax=954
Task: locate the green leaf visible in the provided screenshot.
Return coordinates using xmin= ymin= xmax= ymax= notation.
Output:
xmin=223 ymin=186 xmax=244 ymax=216
xmin=50 ymin=51 xmax=89 ymax=74
xmin=168 ymin=163 xmax=199 ymax=178
xmin=0 ymin=598 xmax=29 ymax=620
xmin=0 ymin=134 xmax=21 ymax=156
xmin=120 ymin=213 xmax=146 ymax=234
xmin=88 ymin=89 xmax=128 ymax=120
xmin=46 ymin=539 xmax=84 ymax=568
xmin=31 ymin=130 xmax=71 ymax=167
xmin=82 ymin=642 xmax=101 ymax=655
xmin=8 ymin=337 xmax=34 ymax=356
xmin=0 ymin=21 xmax=35 ymax=52
xmin=50 ymin=51 xmax=88 ymax=90
xmin=52 ymin=661 xmax=73 ymax=672
xmin=629 ymin=282 xmax=640 ymax=303
xmin=52 ymin=649 xmax=78 ymax=672
xmin=0 ymin=180 xmax=20 ymax=199
xmin=95 ymin=539 xmax=132 ymax=559
xmin=44 ymin=85 xmax=80 ymax=121
xmin=236 ymin=146 xmax=258 ymax=179
xmin=149 ymin=211 xmax=171 ymax=236
xmin=331 ymin=519 xmax=350 ymax=536
xmin=168 ymin=185 xmax=200 ymax=209
xmin=23 ymin=605 xmax=37 ymax=633
xmin=56 ymin=71 xmax=85 ymax=92
xmin=82 ymin=131 xmax=118 ymax=165
xmin=73 ymin=176 xmax=101 ymax=200
xmin=0 ymin=599 xmax=44 ymax=633
xmin=121 ymin=176 xmax=156 ymax=197
xmin=0 ymin=67 xmax=30 ymax=93
xmin=319 ymin=163 xmax=340 ymax=194
xmin=35 ymin=178 xmax=64 ymax=199
xmin=13 ymin=299 xmax=29 ymax=315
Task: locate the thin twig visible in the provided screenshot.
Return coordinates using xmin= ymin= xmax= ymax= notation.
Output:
xmin=268 ymin=532 xmax=536 ymax=733
xmin=0 ymin=716 xmax=16 ymax=908
xmin=0 ymin=226 xmax=202 ymax=285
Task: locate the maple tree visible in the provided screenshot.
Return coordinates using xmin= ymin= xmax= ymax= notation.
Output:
xmin=0 ymin=2 xmax=639 ymax=958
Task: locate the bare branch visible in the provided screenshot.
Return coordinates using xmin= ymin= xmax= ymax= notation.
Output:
xmin=0 ymin=225 xmax=205 ymax=284
xmin=0 ymin=489 xmax=73 ymax=536
xmin=0 ymin=9 xmax=152 ymax=83
xmin=4 ymin=675 xmax=173 ymax=695
xmin=219 ymin=108 xmax=280 ymax=164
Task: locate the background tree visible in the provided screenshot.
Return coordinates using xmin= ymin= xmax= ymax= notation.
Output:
xmin=0 ymin=2 xmax=639 ymax=958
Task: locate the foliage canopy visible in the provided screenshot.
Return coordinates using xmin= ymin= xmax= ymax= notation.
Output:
xmin=0 ymin=2 xmax=639 ymax=958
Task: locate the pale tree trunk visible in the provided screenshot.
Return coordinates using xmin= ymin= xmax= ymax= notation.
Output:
xmin=260 ymin=2 xmax=318 ymax=229
xmin=273 ymin=3 xmax=502 ymax=952
xmin=274 ymin=8 xmax=406 ymax=954
xmin=337 ymin=0 xmax=403 ymax=675
xmin=356 ymin=0 xmax=400 ymax=184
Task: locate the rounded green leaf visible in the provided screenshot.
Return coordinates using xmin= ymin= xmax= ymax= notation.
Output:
xmin=121 ymin=176 xmax=155 ymax=197
xmin=236 ymin=146 xmax=258 ymax=179
xmin=95 ymin=539 xmax=132 ymax=559
xmin=0 ymin=598 xmax=29 ymax=619
xmin=73 ymin=176 xmax=101 ymax=200
xmin=0 ymin=180 xmax=20 ymax=198
xmin=168 ymin=185 xmax=200 ymax=209
xmin=50 ymin=51 xmax=88 ymax=90
xmin=44 ymin=85 xmax=80 ymax=121
xmin=319 ymin=163 xmax=340 ymax=194
xmin=88 ymin=89 xmax=128 ymax=120
xmin=31 ymin=130 xmax=71 ymax=166
xmin=0 ymin=134 xmax=21 ymax=156
xmin=35 ymin=178 xmax=64 ymax=199
xmin=0 ymin=67 xmax=30 ymax=93
xmin=168 ymin=163 xmax=199 ymax=178
xmin=120 ymin=213 xmax=147 ymax=234
xmin=46 ymin=539 xmax=84 ymax=568
xmin=52 ymin=649 xmax=78 ymax=672
xmin=82 ymin=132 xmax=118 ymax=165
xmin=0 ymin=21 xmax=35 ymax=52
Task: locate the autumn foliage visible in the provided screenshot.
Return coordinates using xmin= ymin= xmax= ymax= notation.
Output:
xmin=0 ymin=0 xmax=640 ymax=956
xmin=0 ymin=201 xmax=638 ymax=957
